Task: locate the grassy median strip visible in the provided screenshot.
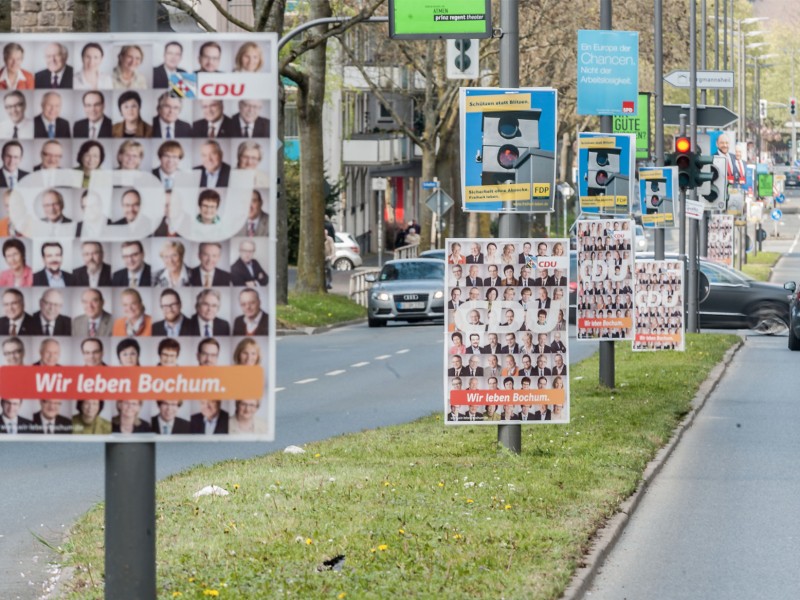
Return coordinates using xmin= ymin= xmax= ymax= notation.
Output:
xmin=276 ymin=292 xmax=366 ymax=329
xmin=59 ymin=333 xmax=738 ymax=599
xmin=740 ymin=251 xmax=780 ymax=282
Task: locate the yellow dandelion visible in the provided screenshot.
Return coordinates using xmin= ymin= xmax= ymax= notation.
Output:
xmin=314 ymin=453 xmax=321 ymax=458
xmin=505 ymin=504 xmax=512 ymax=510
xmin=398 ymin=529 xmax=405 ymax=535
xmin=306 ymin=538 xmax=313 ymax=545
xmin=233 ymin=484 xmax=240 ymax=490
xmin=453 ymin=533 xmax=462 ymax=540
xmin=466 ymin=498 xmax=474 ymax=504
xmin=338 ymin=594 xmax=346 ymax=599
xmin=370 ymin=547 xmax=376 ymax=553
xmin=378 ymin=544 xmax=388 ymax=551
xmin=438 ymin=482 xmax=444 ymax=488
xmin=383 ymin=481 xmax=390 ymax=487
xmin=172 ymin=593 xmax=183 ymax=598
xmin=203 ymin=591 xmax=219 ymax=597
xmin=188 ymin=577 xmax=195 ymax=583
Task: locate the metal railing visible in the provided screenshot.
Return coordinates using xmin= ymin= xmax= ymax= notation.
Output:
xmin=393 ymin=242 xmax=419 ymax=260
xmin=349 ymin=268 xmax=381 ymax=307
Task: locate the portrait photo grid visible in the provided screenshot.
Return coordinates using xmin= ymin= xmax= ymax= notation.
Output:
xmin=575 ymin=219 xmax=635 ymax=341
xmin=706 ymin=214 xmax=734 ymax=268
xmin=632 ymin=260 xmax=685 ymax=352
xmin=444 ymin=238 xmax=570 ymax=424
xmin=0 ymin=33 xmax=277 ymax=440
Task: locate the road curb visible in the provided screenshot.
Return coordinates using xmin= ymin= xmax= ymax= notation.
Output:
xmin=277 ymin=318 xmax=366 ymax=337
xmin=561 ymin=338 xmax=744 ymax=600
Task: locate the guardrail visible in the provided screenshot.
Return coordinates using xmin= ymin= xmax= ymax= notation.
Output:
xmin=393 ymin=242 xmax=419 ymax=260
xmin=349 ymin=268 xmax=381 ymax=307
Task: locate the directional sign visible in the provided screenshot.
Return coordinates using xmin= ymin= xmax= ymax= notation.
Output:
xmin=771 ymin=208 xmax=783 ymax=221
xmin=665 ymin=70 xmax=734 ymax=89
xmin=662 ymin=104 xmax=738 ymax=128
xmin=775 ymin=193 xmax=786 ymax=204
xmin=422 ymin=181 xmax=438 ymax=189
xmin=425 ymin=189 xmax=454 ymax=214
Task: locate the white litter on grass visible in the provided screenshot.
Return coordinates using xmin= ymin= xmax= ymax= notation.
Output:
xmin=193 ymin=485 xmax=230 ymax=499
xmin=284 ymin=445 xmax=306 ymax=454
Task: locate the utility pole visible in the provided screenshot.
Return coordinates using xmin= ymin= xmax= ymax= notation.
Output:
xmin=654 ymin=0 xmax=664 ymax=260
xmin=497 ymin=0 xmax=521 ymax=454
xmin=598 ymin=0 xmax=614 ymax=388
xmin=687 ymin=0 xmax=699 ymax=334
xmin=106 ymin=5 xmax=159 ymax=600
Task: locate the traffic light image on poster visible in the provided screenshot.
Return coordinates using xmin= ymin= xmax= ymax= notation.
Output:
xmin=577 ymin=132 xmax=635 ymax=215
xmin=460 ymin=88 xmax=557 ymax=213
xmin=638 ymin=166 xmax=678 ymax=229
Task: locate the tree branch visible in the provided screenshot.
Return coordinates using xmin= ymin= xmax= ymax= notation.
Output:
xmin=204 ymin=0 xmax=254 ymax=31
xmin=159 ymin=0 xmax=216 ymax=32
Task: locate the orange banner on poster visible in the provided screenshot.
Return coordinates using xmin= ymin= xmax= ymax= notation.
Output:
xmin=449 ymin=389 xmax=565 ymax=406
xmin=634 ymin=333 xmax=682 ymax=344
xmin=0 ymin=367 xmax=264 ymax=401
xmin=578 ymin=317 xmax=633 ymax=329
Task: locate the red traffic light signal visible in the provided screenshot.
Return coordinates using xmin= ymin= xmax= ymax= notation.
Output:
xmin=791 ymin=98 xmax=797 ymax=116
xmin=675 ymin=136 xmax=691 ymax=153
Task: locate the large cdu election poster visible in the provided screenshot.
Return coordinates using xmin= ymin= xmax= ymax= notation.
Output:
xmin=632 ymin=259 xmax=685 ymax=352
xmin=0 ymin=33 xmax=276 ymax=441
xmin=444 ymin=238 xmax=570 ymax=424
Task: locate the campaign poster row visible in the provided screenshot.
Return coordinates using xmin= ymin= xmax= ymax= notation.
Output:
xmin=445 ymin=238 xmax=570 ymax=424
xmin=575 ymin=219 xmax=635 ymax=341
xmin=459 ymin=88 xmax=557 ymax=214
xmin=0 ymin=32 xmax=277 ymax=442
xmin=706 ymin=214 xmax=734 ymax=268
xmin=632 ymin=260 xmax=685 ymax=352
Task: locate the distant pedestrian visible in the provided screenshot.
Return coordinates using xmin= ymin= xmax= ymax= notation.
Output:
xmin=324 ymin=228 xmax=335 ymax=290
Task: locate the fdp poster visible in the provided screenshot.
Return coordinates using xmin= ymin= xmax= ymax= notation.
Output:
xmin=444 ymin=238 xmax=570 ymax=424
xmin=707 ymin=213 xmax=734 ymax=267
xmin=632 ymin=260 xmax=685 ymax=352
xmin=575 ymin=219 xmax=635 ymax=341
xmin=459 ymin=87 xmax=557 ymax=213
xmin=639 ymin=166 xmax=678 ymax=228
xmin=577 ymin=132 xmax=635 ymax=215
xmin=0 ymin=33 xmax=276 ymax=441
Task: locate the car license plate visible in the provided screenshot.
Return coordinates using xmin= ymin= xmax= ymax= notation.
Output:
xmin=398 ymin=301 xmax=425 ymax=310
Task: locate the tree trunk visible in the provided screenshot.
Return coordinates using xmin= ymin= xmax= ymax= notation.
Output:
xmin=295 ymin=0 xmax=331 ymax=293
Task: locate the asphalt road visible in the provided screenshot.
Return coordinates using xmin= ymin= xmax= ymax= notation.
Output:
xmin=2 ymin=321 xmax=597 ymax=598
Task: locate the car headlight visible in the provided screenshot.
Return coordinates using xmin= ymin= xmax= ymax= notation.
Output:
xmin=372 ymin=291 xmax=390 ymax=301
xmin=433 ymin=290 xmax=444 ymax=299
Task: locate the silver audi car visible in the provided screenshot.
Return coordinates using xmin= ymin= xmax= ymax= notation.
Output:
xmin=365 ymin=259 xmax=446 ymax=327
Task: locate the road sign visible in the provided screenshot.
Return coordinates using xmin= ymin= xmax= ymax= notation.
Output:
xmin=425 ymin=189 xmax=454 ymax=214
xmin=662 ymin=104 xmax=738 ymax=128
xmin=664 ymin=70 xmax=734 ymax=89
xmin=771 ymin=208 xmax=783 ymax=221
xmin=422 ymin=180 xmax=438 ymax=189
xmin=372 ymin=177 xmax=388 ymax=191
xmin=775 ymin=193 xmax=786 ymax=204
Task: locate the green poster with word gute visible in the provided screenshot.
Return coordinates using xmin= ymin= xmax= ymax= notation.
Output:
xmin=757 ymin=173 xmax=774 ymax=198
xmin=389 ymin=0 xmax=491 ymax=39
xmin=613 ymin=92 xmax=650 ymax=159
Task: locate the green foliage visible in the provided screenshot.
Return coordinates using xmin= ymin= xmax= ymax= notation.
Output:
xmin=285 ymin=160 xmax=341 ymax=265
xmin=59 ymin=334 xmax=739 ymax=599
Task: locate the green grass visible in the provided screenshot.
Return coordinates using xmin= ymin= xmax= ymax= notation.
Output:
xmin=276 ymin=292 xmax=366 ymax=328
xmin=741 ymin=251 xmax=780 ymax=281
xmin=58 ymin=334 xmax=739 ymax=599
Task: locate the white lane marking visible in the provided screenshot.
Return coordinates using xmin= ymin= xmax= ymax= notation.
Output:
xmin=275 ymin=387 xmax=286 ymax=392
xmin=294 ymin=378 xmax=318 ymax=385
xmin=326 ymin=370 xmax=346 ymax=376
xmin=396 ymin=349 xmax=410 ymax=354
xmin=375 ymin=354 xmax=392 ymax=360
xmin=351 ymin=362 xmax=369 ymax=367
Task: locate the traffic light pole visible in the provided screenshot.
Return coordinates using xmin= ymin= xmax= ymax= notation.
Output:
xmin=687 ymin=0 xmax=700 ymax=334
xmin=497 ymin=0 xmax=522 ymax=455
xmin=654 ymin=0 xmax=665 ymax=260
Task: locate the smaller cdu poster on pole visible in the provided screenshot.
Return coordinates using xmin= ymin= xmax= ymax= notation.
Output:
xmin=575 ymin=219 xmax=635 ymax=341
xmin=577 ymin=132 xmax=635 ymax=215
xmin=639 ymin=166 xmax=678 ymax=228
xmin=632 ymin=260 xmax=685 ymax=352
xmin=706 ymin=214 xmax=734 ymax=267
xmin=460 ymin=88 xmax=557 ymax=213
xmin=577 ymin=30 xmax=639 ymax=116
xmin=444 ymin=238 xmax=570 ymax=424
